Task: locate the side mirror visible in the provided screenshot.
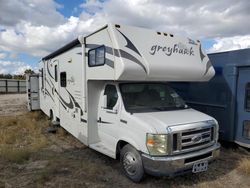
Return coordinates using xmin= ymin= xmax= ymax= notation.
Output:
xmin=102 ymin=95 xmax=107 ymax=109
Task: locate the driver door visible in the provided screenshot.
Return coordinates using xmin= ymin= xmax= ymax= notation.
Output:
xmin=98 ymin=84 xmax=120 ymax=149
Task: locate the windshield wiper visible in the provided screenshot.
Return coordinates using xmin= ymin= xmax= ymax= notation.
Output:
xmin=150 ymin=107 xmax=169 ymax=111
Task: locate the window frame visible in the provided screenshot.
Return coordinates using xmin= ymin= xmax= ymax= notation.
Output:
xmin=60 ymin=72 xmax=67 ymax=88
xmin=88 ymin=45 xmax=106 ymax=67
xmin=245 ymin=82 xmax=250 ymax=112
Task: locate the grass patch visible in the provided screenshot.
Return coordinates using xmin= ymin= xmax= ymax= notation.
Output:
xmin=35 ymin=165 xmax=58 ymax=184
xmin=0 ymin=112 xmax=50 ymax=163
xmin=238 ymin=158 xmax=250 ymax=175
xmin=0 ymin=147 xmax=31 ymax=164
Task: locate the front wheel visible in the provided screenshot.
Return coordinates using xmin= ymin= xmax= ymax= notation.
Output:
xmin=120 ymin=144 xmax=145 ymax=182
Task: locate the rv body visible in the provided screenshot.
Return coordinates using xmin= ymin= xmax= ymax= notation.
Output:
xmin=31 ymin=24 xmax=220 ymax=182
xmin=171 ymin=49 xmax=250 ymax=148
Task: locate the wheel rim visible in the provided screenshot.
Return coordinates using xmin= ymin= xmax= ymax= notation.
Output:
xmin=123 ymin=152 xmax=138 ymax=176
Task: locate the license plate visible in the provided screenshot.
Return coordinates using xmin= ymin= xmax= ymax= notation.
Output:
xmin=192 ymin=161 xmax=208 ymax=173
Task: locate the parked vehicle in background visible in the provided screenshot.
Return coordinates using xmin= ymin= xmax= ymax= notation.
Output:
xmin=26 ymin=74 xmax=40 ymax=111
xmin=171 ymin=48 xmax=250 ymax=148
xmin=27 ymin=23 xmax=220 ymax=182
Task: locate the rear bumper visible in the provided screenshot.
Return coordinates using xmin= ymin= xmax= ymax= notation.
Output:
xmin=142 ymin=143 xmax=220 ymax=176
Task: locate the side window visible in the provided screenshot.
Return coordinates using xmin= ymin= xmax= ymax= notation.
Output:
xmin=55 ymin=65 xmax=58 ymax=82
xmin=88 ymin=45 xmax=105 ymax=67
xmin=60 ymin=72 xmax=66 ymax=87
xmin=41 ymin=68 xmax=44 ymax=89
xmin=104 ymin=85 xmax=118 ymax=110
xmin=245 ymin=83 xmax=250 ymax=111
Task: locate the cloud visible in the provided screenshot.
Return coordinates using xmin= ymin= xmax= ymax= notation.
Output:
xmin=0 ymin=0 xmax=250 ymax=74
xmin=0 ymin=15 xmax=106 ymax=57
xmin=208 ymin=35 xmax=250 ymax=53
xmin=0 ymin=0 xmax=65 ymax=27
xmin=0 ymin=60 xmax=32 ymax=75
xmin=85 ymin=0 xmax=250 ymax=38
xmin=0 ymin=52 xmax=7 ymax=59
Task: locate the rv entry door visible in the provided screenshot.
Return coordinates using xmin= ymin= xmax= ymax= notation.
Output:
xmin=98 ymin=84 xmax=120 ymax=149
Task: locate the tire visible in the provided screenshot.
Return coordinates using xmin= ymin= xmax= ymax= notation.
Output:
xmin=120 ymin=144 xmax=145 ymax=182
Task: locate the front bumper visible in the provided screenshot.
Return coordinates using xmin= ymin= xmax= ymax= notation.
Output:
xmin=142 ymin=143 xmax=220 ymax=176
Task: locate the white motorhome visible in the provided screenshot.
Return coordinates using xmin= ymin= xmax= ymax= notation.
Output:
xmin=28 ymin=24 xmax=220 ymax=182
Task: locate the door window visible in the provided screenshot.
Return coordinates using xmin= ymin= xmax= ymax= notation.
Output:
xmin=104 ymin=85 xmax=118 ymax=110
xmin=245 ymin=83 xmax=250 ymax=111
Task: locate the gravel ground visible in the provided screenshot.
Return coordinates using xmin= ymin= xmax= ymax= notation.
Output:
xmin=0 ymin=94 xmax=27 ymax=116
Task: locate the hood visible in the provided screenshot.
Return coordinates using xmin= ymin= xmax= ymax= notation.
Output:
xmin=132 ymin=108 xmax=213 ymax=133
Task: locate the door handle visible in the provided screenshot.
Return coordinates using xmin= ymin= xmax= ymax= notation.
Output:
xmin=98 ymin=117 xmax=101 ymax=123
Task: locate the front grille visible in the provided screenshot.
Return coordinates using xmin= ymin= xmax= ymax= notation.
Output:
xmin=172 ymin=125 xmax=215 ymax=154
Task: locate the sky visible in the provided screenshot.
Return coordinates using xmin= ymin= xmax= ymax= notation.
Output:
xmin=0 ymin=0 xmax=250 ymax=75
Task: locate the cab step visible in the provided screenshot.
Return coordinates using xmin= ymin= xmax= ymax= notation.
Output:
xmin=89 ymin=142 xmax=115 ymax=158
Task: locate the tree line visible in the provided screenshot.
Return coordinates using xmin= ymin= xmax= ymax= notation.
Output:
xmin=0 ymin=69 xmax=35 ymax=80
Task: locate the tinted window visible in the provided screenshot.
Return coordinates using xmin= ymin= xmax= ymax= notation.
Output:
xmin=88 ymin=46 xmax=105 ymax=67
xmin=104 ymin=85 xmax=118 ymax=110
xmin=120 ymin=83 xmax=187 ymax=113
xmin=246 ymin=83 xmax=250 ymax=111
xmin=60 ymin=72 xmax=66 ymax=87
xmin=55 ymin=65 xmax=58 ymax=82
xmin=41 ymin=68 xmax=44 ymax=89
xmin=88 ymin=50 xmax=96 ymax=66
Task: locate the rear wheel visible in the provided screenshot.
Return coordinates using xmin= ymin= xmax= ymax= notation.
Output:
xmin=120 ymin=144 xmax=145 ymax=182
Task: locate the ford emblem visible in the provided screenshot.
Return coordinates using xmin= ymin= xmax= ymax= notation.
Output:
xmin=192 ymin=135 xmax=202 ymax=143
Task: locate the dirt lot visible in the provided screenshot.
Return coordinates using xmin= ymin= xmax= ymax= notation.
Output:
xmin=0 ymin=94 xmax=27 ymax=116
xmin=0 ymin=94 xmax=249 ymax=188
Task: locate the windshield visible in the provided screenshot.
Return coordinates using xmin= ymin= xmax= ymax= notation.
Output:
xmin=120 ymin=83 xmax=188 ymax=113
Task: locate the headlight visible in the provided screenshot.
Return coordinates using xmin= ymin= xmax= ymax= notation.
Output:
xmin=207 ymin=120 xmax=219 ymax=141
xmin=146 ymin=133 xmax=168 ymax=156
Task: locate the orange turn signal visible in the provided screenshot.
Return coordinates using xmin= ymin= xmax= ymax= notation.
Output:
xmin=147 ymin=139 xmax=155 ymax=145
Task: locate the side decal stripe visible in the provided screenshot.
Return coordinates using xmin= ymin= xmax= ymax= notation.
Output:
xmin=47 ymin=61 xmax=54 ymax=80
xmin=55 ymin=89 xmax=74 ymax=109
xmin=45 ymin=88 xmax=54 ymax=102
xmin=85 ymin=44 xmax=147 ymax=73
xmin=116 ymin=29 xmax=142 ymax=57
xmin=81 ymin=118 xmax=87 ymax=123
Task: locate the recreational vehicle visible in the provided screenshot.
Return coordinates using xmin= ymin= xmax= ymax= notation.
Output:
xmin=171 ymin=48 xmax=250 ymax=148
xmin=27 ymin=24 xmax=220 ymax=182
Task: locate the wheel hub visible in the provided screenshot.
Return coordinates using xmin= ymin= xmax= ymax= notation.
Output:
xmin=123 ymin=152 xmax=137 ymax=176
